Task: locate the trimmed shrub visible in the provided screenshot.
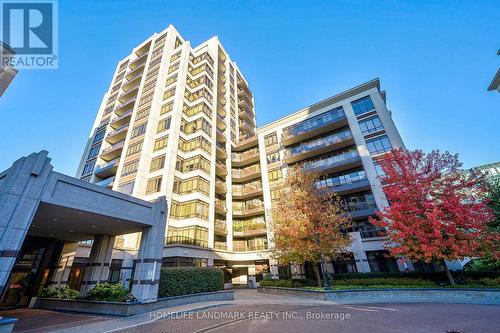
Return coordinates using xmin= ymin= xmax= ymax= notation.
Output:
xmin=328 ymin=271 xmax=500 ymax=284
xmin=40 ymin=285 xmax=80 ymax=299
xmin=259 ymin=277 xmax=436 ymax=288
xmin=259 ymin=279 xmax=317 ymax=288
xmin=159 ymin=267 xmax=224 ymax=297
xmin=87 ymin=283 xmax=136 ymax=302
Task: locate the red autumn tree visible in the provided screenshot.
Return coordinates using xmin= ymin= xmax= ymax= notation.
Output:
xmin=371 ymin=148 xmax=496 ymax=284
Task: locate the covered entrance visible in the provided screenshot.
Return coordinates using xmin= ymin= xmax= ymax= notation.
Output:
xmin=0 ymin=151 xmax=167 ymax=306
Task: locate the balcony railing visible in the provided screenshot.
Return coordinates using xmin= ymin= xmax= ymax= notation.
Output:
xmin=215 ymin=199 xmax=227 ymax=214
xmin=286 ymin=129 xmax=352 ymax=158
xmin=232 ymin=183 xmax=263 ymax=197
xmin=214 ymin=242 xmax=227 ymax=250
xmin=111 ymin=109 xmax=133 ymax=127
xmin=232 ymin=165 xmax=261 ymax=179
xmin=94 ymin=158 xmax=119 ymax=176
xmin=303 ymin=150 xmax=359 ymax=172
xmin=232 ymin=203 xmax=264 ymax=216
xmin=214 ymin=219 xmax=227 ymax=234
xmin=282 ymin=107 xmax=345 ymax=141
xmin=231 ymin=149 xmax=259 ymax=163
xmin=165 ymin=236 xmax=208 ymax=248
xmin=95 ymin=176 xmax=115 ymax=188
xmin=233 ymin=244 xmax=267 ymax=252
xmin=344 ymin=202 xmax=378 ymax=213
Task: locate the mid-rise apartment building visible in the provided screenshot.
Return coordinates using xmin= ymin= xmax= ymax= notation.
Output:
xmin=0 ymin=42 xmax=17 ymax=97
xmin=76 ymin=25 xmax=409 ymax=286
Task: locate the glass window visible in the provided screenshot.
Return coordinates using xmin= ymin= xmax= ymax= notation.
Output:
xmin=121 ymin=160 xmax=139 ymax=176
xmin=131 ymin=123 xmax=147 ymax=138
xmin=126 ymin=141 xmax=143 ymax=156
xmin=117 ymin=181 xmax=134 ymax=195
xmin=146 ymin=176 xmax=162 ymax=194
xmin=153 ymin=136 xmax=168 ymax=151
xmin=157 ymin=117 xmax=171 ymax=133
xmin=268 ymin=168 xmax=283 ymax=182
xmin=266 ymin=151 xmax=280 ymax=164
xmin=93 ymin=129 xmax=106 ymax=143
xmin=264 ymin=133 xmax=278 ymax=147
xmin=82 ymin=160 xmax=95 ymax=175
xmin=150 ymin=155 xmax=165 ymax=172
xmin=359 ymin=116 xmax=383 ymax=134
xmin=88 ymin=144 xmax=101 ymax=159
xmin=351 ymin=96 xmax=375 ymax=116
xmin=160 ymin=101 xmax=174 ymax=115
xmin=366 ymin=135 xmax=392 ymax=155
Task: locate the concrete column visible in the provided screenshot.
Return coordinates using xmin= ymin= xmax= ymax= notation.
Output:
xmin=0 ymin=151 xmax=53 ymax=294
xmin=269 ymin=259 xmax=279 ymax=280
xmin=349 ymin=232 xmax=371 ymax=273
xmin=50 ymin=242 xmax=78 ymax=285
xmin=80 ymin=235 xmax=115 ymax=295
xmin=131 ymin=197 xmax=167 ymax=303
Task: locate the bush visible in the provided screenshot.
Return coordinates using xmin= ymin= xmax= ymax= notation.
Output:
xmin=86 ymin=283 xmax=136 ymax=302
xmin=259 ymin=279 xmax=318 ymax=288
xmin=159 ymin=267 xmax=224 ymax=297
xmin=259 ymin=277 xmax=436 ymax=288
xmin=40 ymin=285 xmax=80 ymax=299
xmin=328 ymin=271 xmax=500 ymax=284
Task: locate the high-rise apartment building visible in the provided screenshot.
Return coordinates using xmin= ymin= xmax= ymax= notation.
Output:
xmin=77 ymin=25 xmax=410 ymax=285
xmin=0 ymin=42 xmax=17 ymax=97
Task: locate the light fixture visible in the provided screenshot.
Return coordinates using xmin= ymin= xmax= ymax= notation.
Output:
xmin=52 ymin=218 xmax=58 ymax=222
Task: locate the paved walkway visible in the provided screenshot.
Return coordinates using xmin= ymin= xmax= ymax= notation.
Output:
xmin=4 ymin=289 xmax=500 ymax=332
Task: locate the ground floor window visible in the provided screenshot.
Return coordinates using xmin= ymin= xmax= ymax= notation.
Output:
xmin=108 ymin=259 xmax=123 ymax=283
xmin=331 ymin=253 xmax=358 ymax=273
xmin=162 ymin=256 xmax=208 ymax=267
xmin=366 ymin=251 xmax=399 ymax=273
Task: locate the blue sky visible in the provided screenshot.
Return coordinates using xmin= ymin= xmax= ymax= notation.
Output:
xmin=1 ymin=0 xmax=499 ymax=175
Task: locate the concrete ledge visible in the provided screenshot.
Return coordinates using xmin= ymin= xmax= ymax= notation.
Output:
xmin=258 ymin=287 xmax=500 ymax=305
xmin=35 ymin=290 xmax=234 ymax=316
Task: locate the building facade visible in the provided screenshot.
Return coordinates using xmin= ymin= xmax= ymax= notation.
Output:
xmin=77 ymin=25 xmax=410 ymax=285
xmin=487 ymin=49 xmax=500 ymax=93
xmin=0 ymin=42 xmax=18 ymax=97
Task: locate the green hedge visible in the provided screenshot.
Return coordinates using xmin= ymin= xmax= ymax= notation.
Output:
xmin=87 ymin=283 xmax=136 ymax=302
xmin=159 ymin=267 xmax=224 ymax=297
xmin=260 ymin=278 xmax=435 ymax=288
xmin=40 ymin=285 xmax=80 ymax=299
xmin=328 ymin=271 xmax=500 ymax=283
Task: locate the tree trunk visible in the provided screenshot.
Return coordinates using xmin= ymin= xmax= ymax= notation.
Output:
xmin=312 ymin=264 xmax=322 ymax=288
xmin=443 ymin=263 xmax=456 ymax=285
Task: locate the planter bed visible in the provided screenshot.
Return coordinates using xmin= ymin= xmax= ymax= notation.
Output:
xmin=258 ymin=286 xmax=500 ymax=305
xmin=34 ymin=290 xmax=234 ymax=316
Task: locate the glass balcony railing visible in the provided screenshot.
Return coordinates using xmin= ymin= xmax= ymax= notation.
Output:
xmin=95 ymin=176 xmax=115 ymax=188
xmin=303 ymin=149 xmax=359 ymax=171
xmin=214 ymin=242 xmax=227 ymax=250
xmin=232 ymin=165 xmax=261 ymax=179
xmin=232 ymin=202 xmax=264 ymax=216
xmin=106 ymin=124 xmax=129 ymax=138
xmin=165 ymin=236 xmax=208 ymax=248
xmin=233 ymin=244 xmax=267 ymax=252
xmin=282 ymin=107 xmax=345 ymax=140
xmin=215 ymin=199 xmax=227 ymax=213
xmin=286 ymin=129 xmax=352 ymax=158
xmin=232 ymin=182 xmax=263 ymax=196
xmin=94 ymin=158 xmax=119 ymax=174
xmin=214 ymin=219 xmax=227 ymax=233
xmin=101 ymin=140 xmax=125 ymax=154
xmin=231 ymin=149 xmax=259 ymax=163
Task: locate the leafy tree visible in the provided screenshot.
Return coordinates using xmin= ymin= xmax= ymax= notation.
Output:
xmin=271 ymin=166 xmax=352 ymax=287
xmin=371 ymin=149 xmax=497 ymax=284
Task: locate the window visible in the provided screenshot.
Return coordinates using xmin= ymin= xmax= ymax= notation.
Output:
xmin=282 ymin=107 xmax=344 ymax=137
xmin=165 ymin=74 xmax=178 ymax=87
xmin=121 ymin=160 xmax=139 ymax=176
xmin=264 ymin=133 xmax=278 ymax=147
xmin=117 ymin=181 xmax=134 ymax=195
xmin=93 ymin=129 xmax=106 ymax=144
xmin=374 ymin=162 xmax=386 ymax=178
xmin=178 ymin=136 xmax=211 ymax=154
xmin=366 ymin=135 xmax=392 ymax=155
xmin=270 ymin=188 xmax=284 ymax=201
xmin=170 ymin=200 xmax=209 ymax=220
xmin=163 ymin=87 xmax=176 ymax=100
xmin=157 ymin=117 xmax=171 ymax=133
xmin=176 ymin=155 xmax=211 ymax=174
xmin=126 ymin=141 xmax=143 ymax=156
xmin=153 ymin=135 xmax=168 ymax=151
xmin=146 ymin=176 xmax=162 ymax=194
xmin=88 ymin=145 xmax=101 ymax=159
xmin=161 ymin=101 xmax=174 ymax=115
xmin=135 ymin=107 xmax=150 ymax=121
xmin=359 ymin=116 xmax=383 ymax=135
xmin=174 ymin=37 xmax=183 ymax=49
xmin=150 ymin=155 xmax=165 ymax=171
xmin=108 ymin=259 xmax=123 ymax=283
xmin=166 ymin=226 xmax=208 ymax=248
xmin=181 ymin=118 xmax=212 ymax=136
xmin=351 ymin=96 xmax=375 ymax=116
xmin=268 ymin=168 xmax=283 ymax=182
xmin=266 ymin=151 xmax=279 ymax=164
xmin=131 ymin=123 xmax=147 ymax=138
xmin=183 ymin=102 xmax=212 ymax=118
xmin=170 ymin=51 xmax=181 ymax=62
xmin=173 ymin=177 xmax=210 ymax=195
xmin=82 ymin=160 xmax=95 ymax=175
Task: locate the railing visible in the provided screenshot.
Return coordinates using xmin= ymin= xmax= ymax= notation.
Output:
xmin=165 ymin=236 xmax=208 ymax=248
xmin=232 ymin=183 xmax=263 ymax=196
xmin=360 ymin=229 xmax=386 ymax=239
xmin=286 ymin=129 xmax=352 ymax=158
xmin=317 ymin=170 xmax=367 ymax=189
xmin=232 ymin=203 xmax=264 ymax=215
xmin=282 ymin=107 xmax=345 ymax=140
xmin=214 ymin=242 xmax=227 ymax=250
xmin=303 ymin=150 xmax=359 ymax=171
xmin=232 ymin=165 xmax=261 ymax=178
xmin=214 ymin=219 xmax=227 ymax=233
xmin=106 ymin=124 xmax=129 ymax=138
xmin=233 ymin=244 xmax=267 ymax=252
xmin=233 ymin=223 xmax=267 ymax=233
xmin=112 ymin=108 xmax=133 ymax=122
xmin=95 ymin=176 xmax=115 ymax=187
xmin=215 ymin=179 xmax=226 ymax=191
xmin=231 ymin=148 xmax=259 ymax=163
xmin=215 ymin=199 xmax=227 ymax=213
xmin=95 ymin=158 xmax=119 ymax=173
xmin=343 ymin=202 xmax=378 ymax=212
xmin=101 ymin=141 xmax=125 ymax=154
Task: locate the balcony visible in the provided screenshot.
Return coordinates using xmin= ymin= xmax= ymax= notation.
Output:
xmin=232 ymin=183 xmax=263 ymax=199
xmin=118 ymin=85 xmax=139 ymax=103
xmin=100 ymin=140 xmax=125 ymax=161
xmin=238 ymin=99 xmax=252 ymax=113
xmin=232 ymin=165 xmax=261 ymax=183
xmin=129 ymin=52 xmax=148 ymax=70
xmin=344 ymin=202 xmax=378 ymax=219
xmin=214 ymin=242 xmax=227 ymax=250
xmin=215 ymin=179 xmax=227 ymax=194
xmin=303 ymin=150 xmax=362 ymax=175
xmin=105 ymin=124 xmax=129 ymax=144
xmin=217 ymin=103 xmax=227 ymax=117
xmin=110 ymin=109 xmax=133 ymax=129
xmin=233 ymin=244 xmax=267 ymax=252
xmin=231 ymin=148 xmax=259 ymax=167
xmin=239 ymin=106 xmax=253 ymax=122
xmin=165 ymin=236 xmax=208 ymax=248
xmin=281 ymin=108 xmax=348 ymax=146
xmin=214 ymin=220 xmax=227 ymax=234
xmin=215 ymin=199 xmax=227 ymax=214
xmin=216 ymin=128 xmax=227 ymax=143
xmin=217 ymin=114 xmax=227 ymax=130
xmin=94 ymin=158 xmax=119 ymax=178
xmin=233 ymin=224 xmax=267 ymax=237
xmin=125 ymin=63 xmax=145 ymax=81
xmin=124 ymin=70 xmax=143 ymax=85
xmin=216 ymin=143 xmax=227 ymax=159
xmin=232 ymin=204 xmax=265 ymax=218
xmin=284 ymin=129 xmax=354 ymax=164
xmin=233 ymin=135 xmax=258 ymax=151
xmin=239 ymin=119 xmax=254 ymax=134
xmin=95 ymin=176 xmax=115 ymax=188
xmin=216 ymin=161 xmax=228 ymax=177
xmin=238 ymin=88 xmax=253 ymax=105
